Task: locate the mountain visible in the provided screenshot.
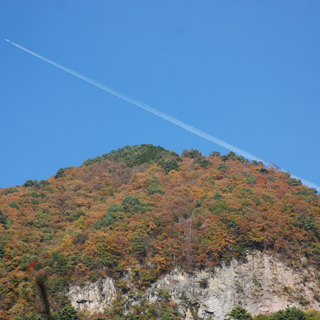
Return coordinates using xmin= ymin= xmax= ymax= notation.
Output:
xmin=0 ymin=144 xmax=320 ymax=320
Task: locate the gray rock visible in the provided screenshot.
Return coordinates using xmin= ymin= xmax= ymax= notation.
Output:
xmin=67 ymin=278 xmax=116 ymax=313
xmin=68 ymin=252 xmax=320 ymax=319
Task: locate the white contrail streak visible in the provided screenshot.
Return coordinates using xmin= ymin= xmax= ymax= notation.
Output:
xmin=6 ymin=39 xmax=320 ymax=191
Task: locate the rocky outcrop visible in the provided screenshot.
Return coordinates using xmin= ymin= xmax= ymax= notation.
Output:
xmin=68 ymin=252 xmax=320 ymax=319
xmin=67 ymin=278 xmax=116 ymax=313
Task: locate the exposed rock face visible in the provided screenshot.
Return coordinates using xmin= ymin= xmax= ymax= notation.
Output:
xmin=67 ymin=278 xmax=116 ymax=313
xmin=68 ymin=252 xmax=320 ymax=319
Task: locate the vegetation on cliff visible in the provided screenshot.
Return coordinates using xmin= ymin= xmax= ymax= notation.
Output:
xmin=0 ymin=144 xmax=319 ymax=319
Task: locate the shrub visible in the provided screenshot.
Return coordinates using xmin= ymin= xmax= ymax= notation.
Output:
xmin=156 ymin=288 xmax=171 ymax=300
xmin=199 ymin=278 xmax=208 ymax=289
xmin=252 ymin=274 xmax=261 ymax=287
xmin=298 ymin=296 xmax=310 ymax=306
xmin=235 ymin=281 xmax=244 ymax=294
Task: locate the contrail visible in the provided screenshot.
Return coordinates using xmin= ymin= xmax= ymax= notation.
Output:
xmin=6 ymin=39 xmax=320 ymax=192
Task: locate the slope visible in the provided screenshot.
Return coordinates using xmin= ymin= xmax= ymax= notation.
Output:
xmin=0 ymin=144 xmax=319 ymax=319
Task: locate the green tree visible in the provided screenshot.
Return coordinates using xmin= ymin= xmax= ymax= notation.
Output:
xmin=15 ymin=314 xmax=46 ymax=320
xmin=59 ymin=304 xmax=79 ymax=320
xmin=193 ymin=156 xmax=212 ymax=168
xmin=294 ymin=188 xmax=318 ymax=200
xmin=0 ymin=243 xmax=5 ymax=258
xmin=244 ymin=172 xmax=256 ymax=185
xmin=292 ymin=213 xmax=318 ymax=235
xmin=269 ymin=307 xmax=306 ymax=320
xmin=147 ymin=183 xmax=164 ymax=196
xmin=196 ymin=200 xmax=202 ymax=207
xmin=213 ymin=192 xmax=224 ymax=200
xmin=47 ymin=251 xmax=69 ymax=275
xmin=23 ymin=179 xmax=37 ymax=187
xmin=225 ymin=306 xmax=253 ymax=320
xmin=227 ymin=219 xmax=239 ymax=230
xmin=254 ymin=315 xmax=269 ymax=320
xmin=0 ymin=209 xmax=8 ymax=228
xmin=182 ymin=149 xmax=202 ymax=158
xmin=83 ymin=144 xmax=179 ymax=168
xmin=55 ymin=167 xmax=72 ymax=179
xmin=131 ymin=236 xmax=146 ymax=254
xmin=159 ymin=159 xmax=180 ymax=173
xmin=218 ymin=162 xmax=228 ymax=172
xmin=209 ymin=151 xmax=220 ymax=157
xmin=221 ymin=152 xmax=249 ymax=163
xmin=9 ymin=201 xmax=19 ymax=209
xmin=122 ymin=195 xmax=150 ymax=214
xmin=256 ymin=168 xmax=269 ymax=174
xmin=287 ymin=178 xmax=302 ymax=187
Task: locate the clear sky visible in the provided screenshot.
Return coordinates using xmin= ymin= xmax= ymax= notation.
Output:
xmin=1 ymin=1 xmax=319 ymax=190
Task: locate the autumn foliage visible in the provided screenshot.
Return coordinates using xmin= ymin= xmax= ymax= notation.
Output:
xmin=0 ymin=144 xmax=319 ymax=319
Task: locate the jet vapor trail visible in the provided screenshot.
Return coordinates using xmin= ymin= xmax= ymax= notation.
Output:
xmin=6 ymin=39 xmax=320 ymax=191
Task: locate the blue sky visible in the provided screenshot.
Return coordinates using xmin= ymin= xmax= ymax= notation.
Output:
xmin=1 ymin=1 xmax=319 ymax=190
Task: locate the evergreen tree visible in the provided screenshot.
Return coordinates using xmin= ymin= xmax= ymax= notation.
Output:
xmin=59 ymin=304 xmax=79 ymax=320
xmin=269 ymin=307 xmax=306 ymax=320
xmin=131 ymin=236 xmax=146 ymax=254
xmin=0 ymin=209 xmax=7 ymax=228
xmin=225 ymin=306 xmax=252 ymax=320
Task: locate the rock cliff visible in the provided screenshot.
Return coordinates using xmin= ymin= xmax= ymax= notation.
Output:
xmin=67 ymin=278 xmax=116 ymax=313
xmin=68 ymin=252 xmax=320 ymax=319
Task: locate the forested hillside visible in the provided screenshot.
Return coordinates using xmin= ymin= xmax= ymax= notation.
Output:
xmin=0 ymin=144 xmax=320 ymax=320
